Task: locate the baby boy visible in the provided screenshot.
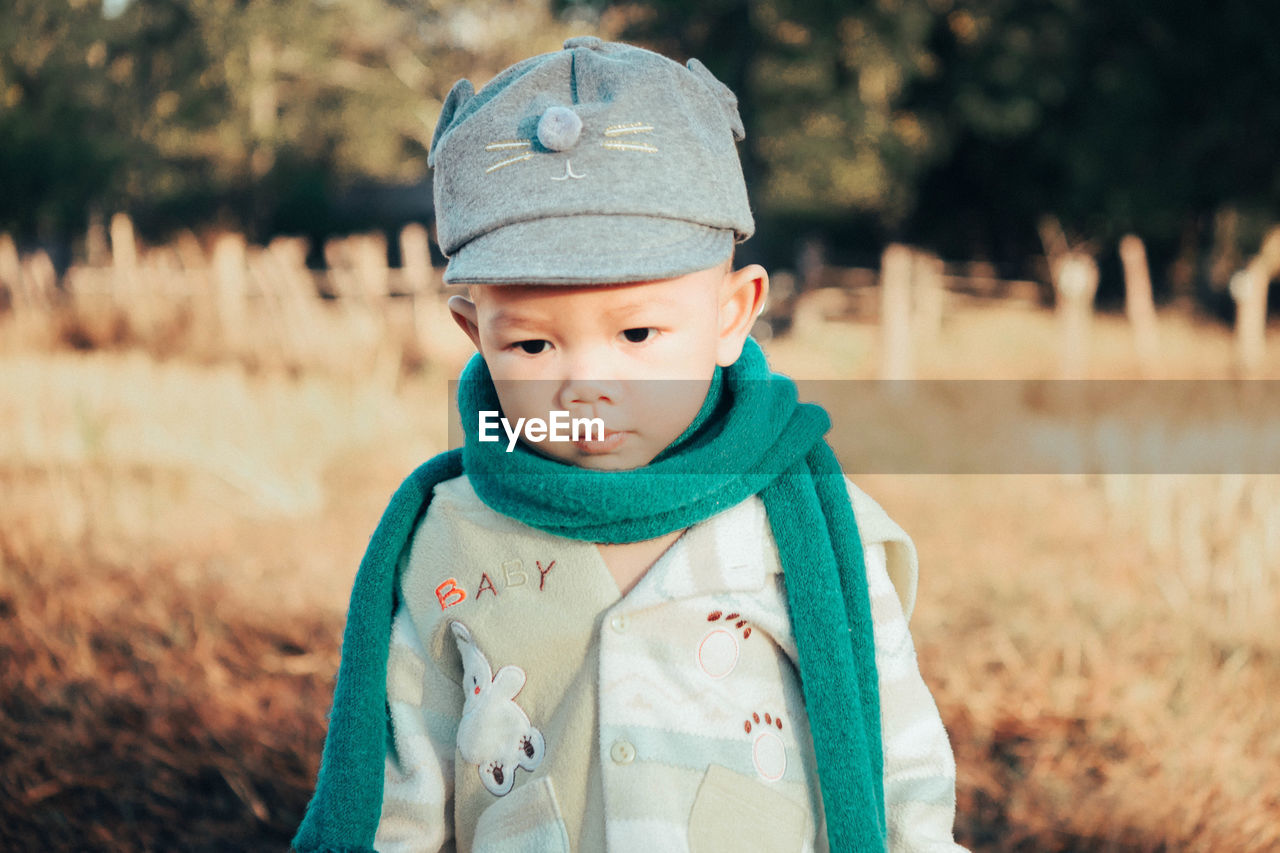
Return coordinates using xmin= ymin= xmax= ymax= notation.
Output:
xmin=295 ymin=37 xmax=965 ymax=853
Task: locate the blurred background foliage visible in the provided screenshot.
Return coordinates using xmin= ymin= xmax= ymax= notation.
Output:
xmin=3 ymin=0 xmax=1279 ymax=295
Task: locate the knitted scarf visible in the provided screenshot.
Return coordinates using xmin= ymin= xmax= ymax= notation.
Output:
xmin=293 ymin=337 xmax=886 ymax=852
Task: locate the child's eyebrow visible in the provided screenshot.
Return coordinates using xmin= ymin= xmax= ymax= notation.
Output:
xmin=603 ymin=299 xmax=676 ymax=318
xmin=485 ymin=296 xmax=681 ymax=334
xmin=486 ymin=310 xmax=542 ymax=332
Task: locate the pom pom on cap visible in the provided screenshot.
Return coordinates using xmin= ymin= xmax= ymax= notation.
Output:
xmin=537 ymin=106 xmax=582 ymax=152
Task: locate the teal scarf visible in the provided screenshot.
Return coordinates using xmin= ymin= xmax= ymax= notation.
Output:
xmin=294 ymin=338 xmax=886 ymax=852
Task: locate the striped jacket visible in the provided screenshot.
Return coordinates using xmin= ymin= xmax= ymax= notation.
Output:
xmin=373 ymin=474 xmax=966 ymax=852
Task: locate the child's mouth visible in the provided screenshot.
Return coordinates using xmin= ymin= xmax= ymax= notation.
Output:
xmin=572 ymin=429 xmax=628 ymax=454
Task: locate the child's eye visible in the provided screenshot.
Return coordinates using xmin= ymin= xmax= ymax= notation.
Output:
xmin=514 ymin=340 xmax=550 ymax=355
xmin=622 ymin=328 xmax=654 ymax=343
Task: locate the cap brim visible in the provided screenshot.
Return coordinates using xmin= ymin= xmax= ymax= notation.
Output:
xmin=442 ymin=215 xmax=735 ymax=285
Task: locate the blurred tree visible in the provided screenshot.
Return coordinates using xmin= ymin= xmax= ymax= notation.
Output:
xmin=6 ymin=0 xmax=1278 ymax=292
xmin=0 ymin=0 xmax=603 ymax=244
xmin=0 ymin=0 xmax=126 ymax=242
xmin=559 ymin=0 xmax=944 ymax=231
xmin=112 ymin=0 xmax=454 ymax=238
xmin=903 ymin=0 xmax=1280 ymax=285
xmin=563 ymin=0 xmax=1280 ymax=291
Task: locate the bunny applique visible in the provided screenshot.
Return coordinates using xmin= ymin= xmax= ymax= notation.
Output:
xmin=450 ymin=621 xmax=546 ymax=796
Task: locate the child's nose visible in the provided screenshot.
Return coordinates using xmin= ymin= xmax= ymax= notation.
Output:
xmin=556 ymin=345 xmax=622 ymax=407
xmin=560 ymin=376 xmax=618 ymax=407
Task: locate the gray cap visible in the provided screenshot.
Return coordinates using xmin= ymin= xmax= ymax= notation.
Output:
xmin=427 ymin=36 xmax=754 ymax=285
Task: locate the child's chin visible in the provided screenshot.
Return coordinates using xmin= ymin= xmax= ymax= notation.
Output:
xmin=519 ymin=433 xmax=659 ymax=470
xmin=532 ymin=443 xmax=657 ymax=471
xmin=571 ymin=453 xmax=654 ymax=471
xmin=564 ymin=448 xmax=653 ymax=471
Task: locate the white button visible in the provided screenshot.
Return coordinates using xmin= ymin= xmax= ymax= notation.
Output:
xmin=610 ymin=614 xmax=628 ymax=633
xmin=610 ymin=739 xmax=636 ymax=765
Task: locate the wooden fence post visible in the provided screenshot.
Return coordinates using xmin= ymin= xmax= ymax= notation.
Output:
xmin=1038 ymin=216 xmax=1098 ymax=379
xmin=0 ymin=233 xmax=22 ymax=310
xmin=912 ymin=249 xmax=945 ymax=343
xmin=86 ymin=210 xmax=110 ymax=267
xmin=1231 ymin=226 xmax=1280 ymax=377
xmin=1119 ymin=234 xmax=1161 ymax=374
xmin=798 ymin=235 xmax=826 ymax=293
xmin=1208 ymin=207 xmax=1241 ymax=293
xmin=109 ymin=212 xmax=138 ymax=270
xmin=399 ymin=223 xmax=432 ymax=294
xmin=19 ymin=250 xmax=57 ymax=312
xmin=324 ymin=234 xmax=401 ymax=383
xmin=353 ymin=233 xmax=390 ymax=303
xmin=173 ymin=230 xmax=207 ymax=271
xmin=879 ymin=243 xmax=914 ymax=380
xmin=212 ymin=232 xmax=248 ymax=351
xmin=267 ymin=235 xmax=322 ymax=362
xmin=1053 ymin=252 xmax=1098 ymax=379
xmin=354 ymin=233 xmax=402 ymax=387
xmin=110 ymin=212 xmax=154 ymax=335
xmin=401 ymin=223 xmax=448 ymax=358
xmin=4 ymin=247 xmax=57 ymax=345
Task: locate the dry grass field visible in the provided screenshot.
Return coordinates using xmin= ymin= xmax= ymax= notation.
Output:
xmin=2 ymin=288 xmax=1279 ymax=850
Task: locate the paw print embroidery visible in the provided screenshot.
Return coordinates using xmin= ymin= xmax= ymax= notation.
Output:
xmin=451 ymin=621 xmax=546 ymax=796
xmin=709 ymin=610 xmax=753 ymax=639
xmin=697 ymin=610 xmax=751 ymax=679
xmin=743 ymin=711 xmax=787 ymax=782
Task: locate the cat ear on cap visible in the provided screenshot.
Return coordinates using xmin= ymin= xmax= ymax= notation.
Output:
xmin=428 ymin=78 xmax=475 ymax=168
xmin=685 ymin=57 xmax=745 ymax=142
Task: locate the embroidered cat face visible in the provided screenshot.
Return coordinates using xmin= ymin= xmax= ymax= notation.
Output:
xmin=481 ymin=106 xmax=658 ymax=182
xmin=426 ymin=54 xmax=744 ymax=175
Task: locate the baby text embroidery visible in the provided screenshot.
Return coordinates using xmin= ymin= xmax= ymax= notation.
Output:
xmin=435 ymin=560 xmax=557 ymax=611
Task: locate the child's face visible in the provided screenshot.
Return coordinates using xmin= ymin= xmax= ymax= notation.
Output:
xmin=450 ymin=261 xmax=767 ymax=470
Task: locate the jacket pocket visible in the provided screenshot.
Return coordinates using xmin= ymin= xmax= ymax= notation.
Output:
xmin=472 ymin=776 xmax=569 ymax=853
xmin=688 ymin=764 xmax=808 ymax=853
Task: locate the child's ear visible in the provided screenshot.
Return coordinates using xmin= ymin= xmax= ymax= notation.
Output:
xmin=715 ymin=264 xmax=769 ymax=366
xmin=448 ymin=294 xmax=483 ymax=351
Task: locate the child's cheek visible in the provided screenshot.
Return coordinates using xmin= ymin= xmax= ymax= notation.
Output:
xmin=493 ymin=378 xmax=554 ymax=424
xmin=650 ymin=333 xmax=716 ymax=380
xmin=488 ymin=352 xmax=542 ymax=383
